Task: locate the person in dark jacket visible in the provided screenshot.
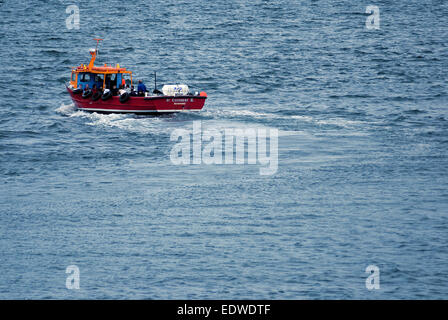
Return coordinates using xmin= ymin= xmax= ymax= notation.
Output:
xmin=111 ymin=85 xmax=119 ymax=96
xmin=137 ymin=80 xmax=147 ymax=96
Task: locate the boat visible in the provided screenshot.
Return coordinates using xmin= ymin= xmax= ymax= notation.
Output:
xmin=66 ymin=39 xmax=207 ymax=114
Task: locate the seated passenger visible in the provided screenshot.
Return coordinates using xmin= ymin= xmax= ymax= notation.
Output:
xmin=111 ymin=85 xmax=119 ymax=96
xmin=137 ymin=80 xmax=147 ymax=96
xmin=118 ymin=84 xmax=127 ymax=96
xmin=83 ymin=84 xmax=90 ymax=92
xmin=130 ymin=85 xmax=138 ymax=96
xmin=105 ymin=75 xmax=111 ymax=89
xmin=92 ymin=84 xmax=98 ymax=95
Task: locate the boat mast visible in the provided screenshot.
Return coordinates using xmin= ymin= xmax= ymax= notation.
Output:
xmin=87 ymin=38 xmax=103 ymax=70
xmin=94 ymin=38 xmax=102 ymax=52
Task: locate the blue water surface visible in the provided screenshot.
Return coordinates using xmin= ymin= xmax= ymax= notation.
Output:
xmin=0 ymin=0 xmax=447 ymax=299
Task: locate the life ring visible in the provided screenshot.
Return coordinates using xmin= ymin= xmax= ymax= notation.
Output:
xmin=119 ymin=92 xmax=130 ymax=103
xmin=72 ymin=88 xmax=82 ymax=94
xmin=82 ymin=89 xmax=92 ymax=99
xmin=101 ymin=90 xmax=112 ymax=101
xmin=91 ymin=91 xmax=102 ymax=101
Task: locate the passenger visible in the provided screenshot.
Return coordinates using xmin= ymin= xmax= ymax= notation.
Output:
xmin=92 ymin=84 xmax=98 ymax=95
xmin=118 ymin=84 xmax=127 ymax=96
xmin=73 ymin=84 xmax=82 ymax=93
xmin=111 ymin=85 xmax=118 ymax=96
xmin=105 ymin=75 xmax=111 ymax=89
xmin=137 ymin=80 xmax=147 ymax=96
xmin=83 ymin=84 xmax=90 ymax=92
xmin=130 ymin=85 xmax=138 ymax=96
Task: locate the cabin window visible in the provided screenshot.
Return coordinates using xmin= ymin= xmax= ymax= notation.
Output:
xmin=81 ymin=73 xmax=91 ymax=82
xmin=71 ymin=72 xmax=76 ymax=81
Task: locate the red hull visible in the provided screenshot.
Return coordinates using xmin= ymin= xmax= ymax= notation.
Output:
xmin=67 ymin=87 xmax=206 ymax=114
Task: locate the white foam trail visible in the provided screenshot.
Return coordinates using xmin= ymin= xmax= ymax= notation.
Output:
xmin=315 ymin=118 xmax=363 ymax=128
xmin=201 ymin=109 xmax=283 ymax=119
xmin=82 ymin=113 xmax=167 ymax=134
xmin=56 ymin=103 xmax=362 ymax=135
xmin=203 ymin=109 xmax=321 ymax=124
xmin=56 ymin=103 xmax=168 ymax=134
xmin=291 ymin=115 xmax=314 ymax=122
xmin=203 ymin=109 xmax=364 ymax=130
xmin=56 ymin=102 xmax=76 ymax=116
xmin=224 ymin=110 xmax=277 ymax=118
xmin=191 ymin=120 xmax=302 ymax=137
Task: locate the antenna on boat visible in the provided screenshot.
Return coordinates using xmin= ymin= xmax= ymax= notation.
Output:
xmin=153 ymin=71 xmax=162 ymax=94
xmin=93 ymin=38 xmax=103 ymax=58
xmin=94 ymin=38 xmax=103 ymax=52
xmin=154 ymin=71 xmax=157 ymax=91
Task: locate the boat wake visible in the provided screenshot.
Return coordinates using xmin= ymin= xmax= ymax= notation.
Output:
xmin=57 ymin=103 xmax=165 ymax=134
xmin=56 ymin=102 xmax=365 ymax=137
xmin=201 ymin=108 xmax=364 ymax=129
xmin=55 ymin=102 xmax=77 ymax=116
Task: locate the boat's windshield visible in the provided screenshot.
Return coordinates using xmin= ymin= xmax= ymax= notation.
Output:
xmin=75 ymin=71 xmax=131 ymax=90
xmin=77 ymin=72 xmax=108 ymax=90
